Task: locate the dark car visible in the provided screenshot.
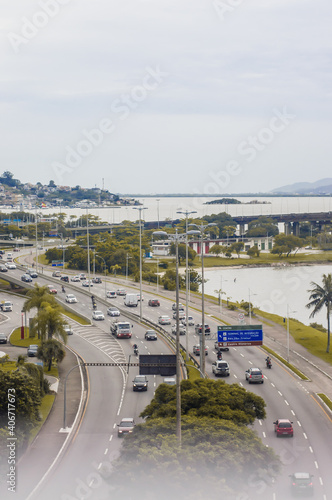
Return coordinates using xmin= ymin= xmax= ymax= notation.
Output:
xmin=195 ymin=324 xmax=211 ymax=335
xmin=289 ymin=472 xmax=313 ymax=496
xmin=27 ymin=344 xmax=39 ymax=357
xmin=92 ymin=277 xmax=102 ymax=284
xmin=148 ymin=299 xmax=160 ymax=307
xmin=145 ymin=330 xmax=158 ymax=340
xmin=133 ymin=375 xmax=148 ymax=391
xmin=0 ymin=333 xmax=7 ymax=344
xmin=21 ymin=274 xmax=33 ymax=282
xmin=274 ymin=418 xmax=293 ymax=437
xmin=60 ymin=276 xmax=69 ymax=282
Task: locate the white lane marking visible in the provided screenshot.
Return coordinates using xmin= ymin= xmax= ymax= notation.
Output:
xmin=278 ymin=391 xmax=282 ymax=396
xmin=109 ymin=435 xmax=113 ymax=442
xmin=284 ymin=400 xmax=289 ymax=406
xmin=262 ymin=432 xmax=266 ymax=438
xmin=297 ymin=421 xmax=302 ymax=427
xmin=97 ymin=463 xmax=102 ymax=470
xmin=104 ymin=448 xmax=108 ymax=455
xmin=233 ymin=374 xmax=238 ymax=379
xmin=319 ymin=477 xmax=323 ymax=485
xmin=249 ymin=360 xmax=252 ymax=365
xmin=309 ymin=446 xmax=313 ymax=453
xmin=239 ymin=382 xmax=243 ymax=387
xmin=271 ymin=383 xmax=275 ymax=387
xmin=314 ymin=461 xmax=318 ymax=469
xmin=303 ymin=432 xmax=307 ymax=440
xmin=258 ymin=420 xmax=262 ymax=426
xmin=291 ymin=410 xmax=295 ymax=416
xmin=113 ymin=423 xmax=116 ymax=429
xmin=240 ymin=353 xmax=244 ymax=357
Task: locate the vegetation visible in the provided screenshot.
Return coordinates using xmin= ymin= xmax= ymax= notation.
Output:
xmin=306 ymin=273 xmax=332 ymax=353
xmin=270 ymin=234 xmax=303 ymax=257
xmin=110 ymin=379 xmax=279 ymax=499
xmin=246 ymin=216 xmax=279 ymax=237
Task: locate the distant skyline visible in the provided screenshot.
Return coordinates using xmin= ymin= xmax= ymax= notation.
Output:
xmin=1 ymin=1 xmax=332 ymax=194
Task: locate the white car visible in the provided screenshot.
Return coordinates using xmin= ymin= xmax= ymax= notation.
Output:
xmin=158 ymin=315 xmax=171 ymax=325
xmin=171 ymin=324 xmax=186 ymax=335
xmin=182 ymin=315 xmax=195 ymax=326
xmin=106 ymin=291 xmax=117 ymax=299
xmin=70 ymin=275 xmax=80 ymax=282
xmin=65 ymin=294 xmax=78 ymax=304
xmin=107 ymin=307 xmax=120 ymax=317
xmin=82 ymin=280 xmax=93 ymax=287
xmin=5 ymin=262 xmax=16 ymax=269
xmin=92 ymin=310 xmax=105 ymax=320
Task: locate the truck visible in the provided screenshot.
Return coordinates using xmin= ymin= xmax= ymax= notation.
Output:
xmin=0 ymin=301 xmax=13 ymax=312
xmin=124 ymin=294 xmax=138 ymax=307
xmin=110 ymin=321 xmax=132 ymax=339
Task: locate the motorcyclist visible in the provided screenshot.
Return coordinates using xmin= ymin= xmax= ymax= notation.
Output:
xmin=62 ymin=285 xmax=65 ymax=293
xmin=217 ymin=350 xmax=222 ymax=360
xmin=266 ymin=356 xmax=272 ymax=367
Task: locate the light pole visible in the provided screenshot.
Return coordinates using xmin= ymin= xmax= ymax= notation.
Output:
xmin=96 ymin=254 xmax=107 ymax=298
xmin=177 ymin=210 xmax=197 ymax=361
xmin=248 ymin=288 xmax=257 ymax=324
xmin=133 ymin=206 xmax=148 ymax=321
xmin=153 ymin=228 xmax=182 ymax=444
xmin=35 ymin=207 xmax=38 ymax=273
xmin=188 ymin=222 xmax=217 ymax=375
xmin=86 ymin=207 xmax=91 ymax=292
xmin=126 ymin=253 xmax=132 ymax=282
xmin=215 ymin=277 xmax=227 ymax=317
xmin=58 ymin=233 xmax=65 ymax=272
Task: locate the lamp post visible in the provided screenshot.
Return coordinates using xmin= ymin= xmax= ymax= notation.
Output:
xmin=59 ymin=233 xmax=65 ymax=272
xmin=215 ymin=277 xmax=227 ymax=317
xmin=133 ymin=207 xmax=148 ymax=321
xmin=177 ymin=210 xmax=197 ymax=361
xmin=86 ymin=207 xmax=91 ymax=292
xmin=153 ymin=228 xmax=182 ymax=444
xmin=187 ymin=222 xmax=217 ymax=375
xmin=35 ymin=207 xmax=38 ymax=273
xmin=126 ymin=253 xmax=132 ymax=282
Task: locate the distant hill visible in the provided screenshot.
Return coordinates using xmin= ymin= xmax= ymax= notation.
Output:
xmin=271 ymin=178 xmax=332 ymax=195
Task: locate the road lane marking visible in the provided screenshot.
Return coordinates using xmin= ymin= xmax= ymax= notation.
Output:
xmin=303 ymin=432 xmax=307 ymax=439
xmin=314 ymin=461 xmax=318 ymax=469
xmin=284 ymin=400 xmax=289 ymax=405
xmin=309 ymin=446 xmax=313 ymax=453
xmin=104 ymin=448 xmax=108 ymax=455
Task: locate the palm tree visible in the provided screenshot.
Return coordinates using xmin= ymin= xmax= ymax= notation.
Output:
xmin=23 ymin=284 xmax=58 ymax=339
xmin=34 ymin=302 xmax=68 ymax=343
xmin=37 ymin=339 xmax=66 ymax=371
xmin=306 ymin=273 xmax=332 ymax=353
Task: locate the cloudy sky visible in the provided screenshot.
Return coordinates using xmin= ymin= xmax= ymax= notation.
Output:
xmin=1 ymin=0 xmax=332 ymax=194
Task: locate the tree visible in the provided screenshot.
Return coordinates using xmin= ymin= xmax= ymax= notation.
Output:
xmin=247 ymin=245 xmax=260 ymax=258
xmin=169 ymin=243 xmax=196 ymax=264
xmin=33 ymin=302 xmax=68 ymax=342
xmin=37 ymin=339 xmax=66 ymax=371
xmin=306 ymin=273 xmax=332 ymax=353
xmin=23 ymin=284 xmax=58 ymax=338
xmin=246 ymin=216 xmax=279 ymax=237
xmin=270 ymin=234 xmax=303 ymax=257
xmin=209 ymin=244 xmax=224 ymax=257
xmin=230 ymin=241 xmax=244 ymax=257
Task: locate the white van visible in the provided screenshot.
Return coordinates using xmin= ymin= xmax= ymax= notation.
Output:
xmin=124 ymin=294 xmax=138 ymax=307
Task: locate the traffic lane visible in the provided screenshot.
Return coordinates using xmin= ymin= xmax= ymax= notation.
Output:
xmin=37 ymin=332 xmax=127 ymax=500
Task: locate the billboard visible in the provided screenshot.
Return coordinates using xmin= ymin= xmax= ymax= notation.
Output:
xmin=139 ymin=354 xmax=176 ymax=376
xmin=217 ymin=324 xmax=263 ymax=347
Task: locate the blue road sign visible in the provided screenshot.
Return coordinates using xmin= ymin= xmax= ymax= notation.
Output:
xmin=217 ymin=325 xmax=263 ymax=346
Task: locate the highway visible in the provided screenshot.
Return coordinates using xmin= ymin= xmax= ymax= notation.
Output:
xmin=1 ymin=256 xmax=332 ymax=499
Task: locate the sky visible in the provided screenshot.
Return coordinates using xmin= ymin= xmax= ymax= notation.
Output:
xmin=1 ymin=0 xmax=332 ymax=195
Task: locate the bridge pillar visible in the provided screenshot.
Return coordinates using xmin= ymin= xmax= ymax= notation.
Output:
xmin=293 ymin=221 xmax=300 ymax=236
xmin=239 ymin=223 xmax=246 ymax=236
xmin=284 ymin=223 xmax=292 ymax=235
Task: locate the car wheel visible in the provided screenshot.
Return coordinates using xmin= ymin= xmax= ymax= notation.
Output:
xmin=261 ymin=381 xmax=264 ymax=384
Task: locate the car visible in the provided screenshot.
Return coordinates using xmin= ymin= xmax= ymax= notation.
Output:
xmin=133 ymin=375 xmax=148 ymax=391
xmin=289 ymin=472 xmax=313 ymax=496
xmin=194 ymin=324 xmax=211 ymax=334
xmin=63 ymin=325 xmax=73 ymax=336
xmin=65 ymin=294 xmax=78 ymax=304
xmin=92 ymin=277 xmax=102 ymax=284
xmin=171 ymin=324 xmax=186 ymax=335
xmin=27 ymin=269 xmax=38 ymax=278
xmin=193 ymin=345 xmax=208 ymax=356
xmin=172 ymin=303 xmax=184 ymax=311
xmin=163 ymin=377 xmax=176 ymax=385
xmin=0 ymin=250 xmax=4 ymax=255
xmin=79 ymin=273 xmax=86 ymax=280
xmin=70 ymin=275 xmax=80 ymax=282
xmin=145 ymin=330 xmax=158 ymax=340
xmin=117 ymin=417 xmax=135 ymax=437
xmin=136 ymin=293 xmax=144 ymax=301
xmin=82 ymin=280 xmax=93 ymax=287
xmin=173 ymin=310 xmax=185 ymax=320
xmin=0 ymin=264 xmax=8 ymax=272
xmin=148 ymin=299 xmax=160 ymax=307
xmin=52 ymin=271 xmax=61 ymax=277
xmin=0 ymin=333 xmax=8 ymax=344
xmin=5 ymin=262 xmax=16 ymax=269
xmin=21 ymin=274 xmax=32 ymax=282
xmin=245 ymin=367 xmax=264 ymax=384
xmin=116 ymin=288 xmax=126 ymax=296
xmin=47 ymin=285 xmax=57 ymax=294
xmin=273 ymin=418 xmax=294 ymax=437
xmin=212 ymin=360 xmax=230 ymax=376
xmin=13 ymin=247 xmax=20 ymax=252
xmin=92 ymin=310 xmax=105 ymax=320
xmin=182 ymin=315 xmax=195 ymax=326
xmin=158 ymin=315 xmax=171 ymax=325
xmin=0 ymin=301 xmax=13 ymax=312
xmin=107 ymin=306 xmax=120 ymax=317
xmin=214 ymin=340 xmax=229 ymax=352
xmin=27 ymin=344 xmax=39 ymax=357
xmin=60 ymin=275 xmax=69 ymax=282
xmin=106 ymin=290 xmax=117 ymax=299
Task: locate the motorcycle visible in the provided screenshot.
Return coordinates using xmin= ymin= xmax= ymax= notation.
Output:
xmin=266 ymin=359 xmax=272 ymax=369
xmin=62 ymin=286 xmax=66 ymax=293
xmin=92 ymin=302 xmax=97 ymax=310
xmin=134 ymin=347 xmax=139 ymax=355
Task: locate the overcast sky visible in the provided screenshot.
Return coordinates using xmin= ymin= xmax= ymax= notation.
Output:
xmin=1 ymin=0 xmax=332 ymax=195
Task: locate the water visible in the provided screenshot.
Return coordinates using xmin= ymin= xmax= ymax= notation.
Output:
xmin=203 ymin=264 xmax=332 ymax=328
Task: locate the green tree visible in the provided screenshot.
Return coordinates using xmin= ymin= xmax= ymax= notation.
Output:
xmin=209 ymin=243 xmax=224 ymax=257
xmin=23 ymin=284 xmax=58 ymax=339
xmin=37 ymin=339 xmax=66 ymax=371
xmin=230 ymin=241 xmax=244 ymax=257
xmin=246 ymin=216 xmax=279 ymax=237
xmin=247 ymin=245 xmax=260 ymax=258
xmin=306 ymin=273 xmax=332 ymax=353
xmin=169 ymin=243 xmax=196 ymax=264
xmin=270 ymin=234 xmax=303 ymax=257
xmin=33 ymin=302 xmax=67 ymax=342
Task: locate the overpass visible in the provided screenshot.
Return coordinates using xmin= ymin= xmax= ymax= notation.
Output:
xmin=232 ymin=212 xmax=332 ymax=235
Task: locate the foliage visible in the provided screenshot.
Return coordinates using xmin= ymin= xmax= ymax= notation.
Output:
xmin=247 ymin=245 xmax=260 ymax=258
xmin=33 ymin=302 xmax=68 ymax=342
xmin=270 ymin=234 xmax=303 ymax=257
xmin=140 ymin=379 xmax=266 ymax=424
xmin=37 ymin=339 xmax=66 ymax=371
xmin=306 ymin=273 xmax=332 ymax=353
xmin=246 ymin=216 xmax=279 ymax=237
xmin=209 ymin=243 xmax=225 ymax=256
xmin=169 ymin=243 xmax=196 ymax=264
xmin=240 ymin=301 xmax=254 ymax=316
xmin=203 ymin=212 xmax=237 ymax=238
xmin=309 ymin=322 xmax=327 ymax=333
xmin=230 ymin=241 xmax=244 ymax=257
xmin=162 ymin=269 xmax=185 ymax=291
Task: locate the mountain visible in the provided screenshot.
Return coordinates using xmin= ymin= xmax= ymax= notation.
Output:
xmin=271 ymin=178 xmax=332 ymax=195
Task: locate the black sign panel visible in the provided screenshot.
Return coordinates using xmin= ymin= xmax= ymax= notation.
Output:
xmin=139 ymin=354 xmax=177 ymax=376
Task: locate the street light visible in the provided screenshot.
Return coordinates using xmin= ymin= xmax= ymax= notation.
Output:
xmin=187 ymin=222 xmax=217 ymax=376
xmin=86 ymin=207 xmax=91 ymax=292
xmin=126 ymin=253 xmax=132 ymax=282
xmin=133 ymin=206 xmax=148 ymax=321
xmin=215 ymin=276 xmax=227 ymax=317
xmin=35 ymin=206 xmax=38 ymax=273
xmin=58 ymin=233 xmax=65 ymax=272
xmin=153 ymin=228 xmax=183 ymax=444
xmin=177 ymin=210 xmax=197 ymax=361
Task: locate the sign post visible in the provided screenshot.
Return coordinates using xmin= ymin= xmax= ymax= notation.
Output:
xmin=217 ymin=325 xmax=263 ymax=347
